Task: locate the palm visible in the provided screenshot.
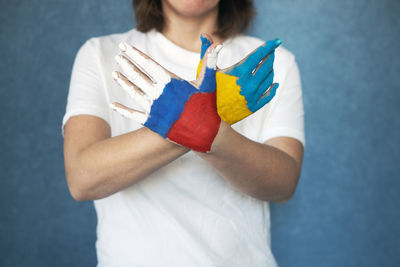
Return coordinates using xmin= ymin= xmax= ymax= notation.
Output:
xmin=197 ymin=35 xmax=281 ymax=125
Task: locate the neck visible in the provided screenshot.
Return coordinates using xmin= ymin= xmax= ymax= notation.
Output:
xmin=161 ymin=2 xmax=222 ymax=53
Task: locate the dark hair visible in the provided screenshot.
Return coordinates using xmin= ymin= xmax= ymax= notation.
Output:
xmin=132 ymin=0 xmax=254 ymax=39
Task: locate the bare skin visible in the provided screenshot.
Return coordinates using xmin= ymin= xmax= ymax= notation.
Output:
xmin=63 ymin=0 xmax=304 ymax=202
xmin=162 ymin=0 xmax=223 ymax=52
xmin=64 ymin=117 xmax=188 ymax=201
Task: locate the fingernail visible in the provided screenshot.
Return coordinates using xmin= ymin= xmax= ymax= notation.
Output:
xmin=119 ymin=42 xmax=127 ymax=52
xmin=109 ymin=103 xmax=117 ymax=110
xmin=112 ymin=71 xmax=119 ymax=79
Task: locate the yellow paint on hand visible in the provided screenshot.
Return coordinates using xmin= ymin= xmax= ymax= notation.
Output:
xmin=216 ymin=72 xmax=252 ymax=125
xmin=196 ymin=59 xmax=203 ymax=78
xmin=196 ymin=59 xmax=252 ymax=125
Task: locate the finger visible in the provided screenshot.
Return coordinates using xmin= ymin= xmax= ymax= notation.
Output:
xmin=196 ymin=33 xmax=214 ymax=78
xmin=230 ymin=38 xmax=281 ymax=76
xmin=195 ymin=43 xmax=222 ymax=90
xmin=114 ymin=55 xmax=161 ymax=100
xmin=253 ymin=72 xmax=274 ymax=102
xmin=251 ymin=52 xmax=275 ymax=86
xmin=112 ymin=71 xmax=151 ymax=113
xmin=253 ymin=83 xmax=279 ymax=111
xmin=242 ymin=39 xmax=281 ymax=74
xmin=109 ymin=102 xmax=148 ymax=124
xmin=200 ymin=33 xmax=213 ymax=59
xmin=115 ymin=54 xmax=153 ymax=85
xmin=252 ymin=50 xmax=274 ymax=75
xmin=198 ymin=43 xmax=222 ymax=78
xmin=119 ymin=42 xmax=171 ymax=85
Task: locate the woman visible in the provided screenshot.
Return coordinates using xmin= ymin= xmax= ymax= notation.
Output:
xmin=62 ymin=0 xmax=305 ymax=266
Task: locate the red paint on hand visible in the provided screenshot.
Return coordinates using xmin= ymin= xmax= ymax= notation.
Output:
xmin=167 ymin=92 xmax=221 ymax=152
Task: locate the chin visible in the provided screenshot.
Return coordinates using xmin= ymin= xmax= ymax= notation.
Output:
xmin=164 ymin=0 xmax=220 ymax=17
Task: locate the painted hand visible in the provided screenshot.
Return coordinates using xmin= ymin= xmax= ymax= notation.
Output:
xmin=110 ymin=42 xmax=223 ymax=152
xmin=196 ymin=35 xmax=281 ymax=125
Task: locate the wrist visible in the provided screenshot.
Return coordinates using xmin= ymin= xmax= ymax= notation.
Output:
xmin=208 ymin=120 xmax=232 ymax=154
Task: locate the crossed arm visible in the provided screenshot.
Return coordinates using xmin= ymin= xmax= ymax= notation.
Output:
xmin=64 ymin=115 xmax=303 ymax=202
xmin=64 ymin=39 xmax=303 ymax=202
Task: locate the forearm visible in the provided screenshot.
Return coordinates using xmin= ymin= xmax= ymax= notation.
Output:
xmin=198 ymin=122 xmax=301 ymax=202
xmin=66 ymin=127 xmax=188 ymax=201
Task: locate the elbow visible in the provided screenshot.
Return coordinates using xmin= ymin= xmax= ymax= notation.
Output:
xmin=251 ymin=172 xmax=300 ymax=203
xmin=67 ymin=179 xmax=90 ymax=202
xmin=274 ymin=172 xmax=301 ymax=203
xmin=69 ymin=184 xmax=90 ymax=202
xmin=271 ymin=160 xmax=302 ymax=203
xmin=65 ymin=170 xmax=96 ymax=202
xmin=273 ymin=185 xmax=297 ymax=203
xmin=250 ymin=185 xmax=296 ymax=203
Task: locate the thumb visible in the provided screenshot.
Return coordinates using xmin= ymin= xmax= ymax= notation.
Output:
xmin=200 ymin=33 xmax=213 ymax=59
xmin=196 ymin=33 xmax=214 ymax=78
xmin=197 ymin=43 xmax=222 ymax=81
xmin=195 ymin=43 xmax=223 ymax=91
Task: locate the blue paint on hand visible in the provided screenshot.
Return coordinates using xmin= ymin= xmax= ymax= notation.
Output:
xmin=199 ymin=35 xmax=280 ymax=115
xmin=251 ymin=82 xmax=279 ymax=112
xmin=226 ymin=38 xmax=281 ymax=77
xmin=200 ymin=35 xmax=212 ymax=59
xmin=144 ymin=79 xmax=197 ymax=137
xmin=144 ymin=66 xmax=217 ymax=138
xmin=200 ymin=67 xmax=216 ymax=93
xmin=251 ymin=52 xmax=275 ymax=86
xmin=225 ymin=38 xmax=282 ymax=112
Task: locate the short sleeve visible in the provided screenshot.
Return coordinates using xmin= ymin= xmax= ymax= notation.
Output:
xmin=61 ymin=38 xmax=111 ymax=137
xmin=261 ymin=58 xmax=305 ymax=146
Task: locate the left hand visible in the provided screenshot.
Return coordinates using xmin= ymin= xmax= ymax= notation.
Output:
xmin=197 ymin=34 xmax=281 ymax=125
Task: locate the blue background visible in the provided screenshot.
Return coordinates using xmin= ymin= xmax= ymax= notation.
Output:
xmin=0 ymin=0 xmax=399 ymax=266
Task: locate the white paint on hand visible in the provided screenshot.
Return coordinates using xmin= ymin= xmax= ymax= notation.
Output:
xmin=114 ymin=55 xmax=159 ymax=100
xmin=115 ymin=55 xmax=140 ymax=81
xmin=109 ymin=103 xmax=148 ymax=124
xmin=119 ymin=42 xmax=171 ymax=99
xmin=206 ymin=44 xmax=223 ymax=69
xmin=112 ymin=71 xmax=151 ymax=113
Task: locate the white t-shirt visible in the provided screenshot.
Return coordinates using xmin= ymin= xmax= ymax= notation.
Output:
xmin=62 ymin=29 xmax=305 ymax=267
